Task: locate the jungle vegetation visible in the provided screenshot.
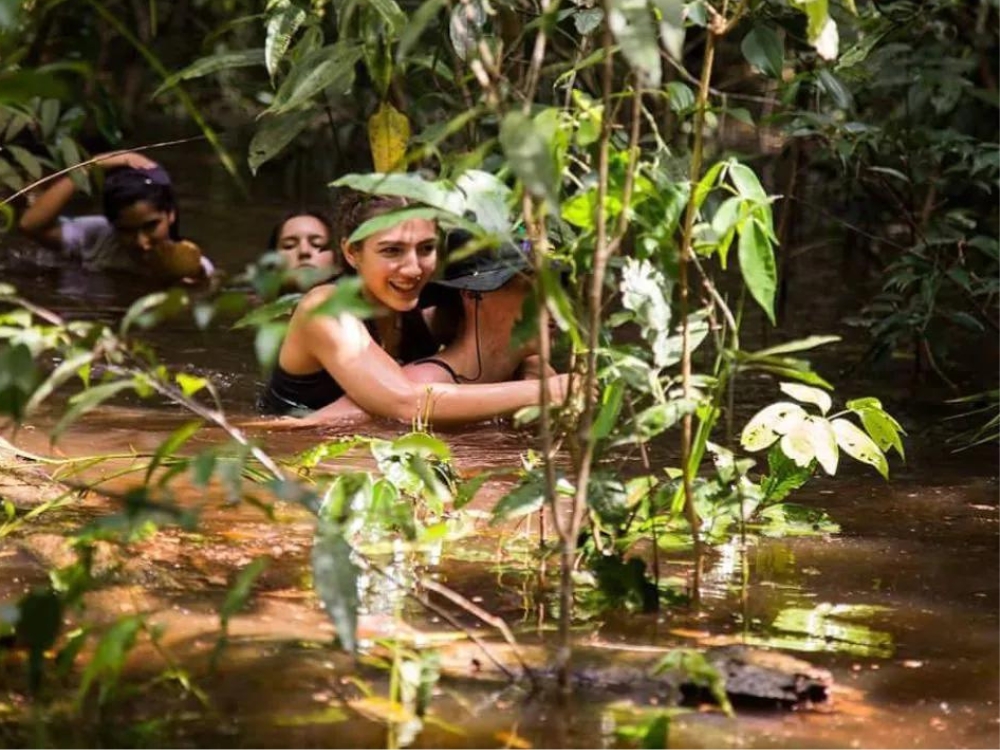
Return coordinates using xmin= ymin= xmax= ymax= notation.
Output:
xmin=0 ymin=0 xmax=995 ymax=744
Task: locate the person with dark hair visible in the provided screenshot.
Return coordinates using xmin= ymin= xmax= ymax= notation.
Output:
xmin=258 ymin=189 xmax=568 ymax=424
xmin=18 ymin=150 xmax=213 ymax=282
xmin=267 ymin=209 xmax=338 ymax=290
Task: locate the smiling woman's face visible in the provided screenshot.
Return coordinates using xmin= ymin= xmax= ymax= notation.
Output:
xmin=277 ymin=215 xmax=335 ymax=270
xmin=343 ymin=218 xmax=438 ymax=312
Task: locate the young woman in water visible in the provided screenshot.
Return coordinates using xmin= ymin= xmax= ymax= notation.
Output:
xmin=18 ymin=150 xmax=213 ymax=282
xmin=267 ymin=209 xmax=339 ymax=291
xmin=258 ymin=190 xmax=567 ymax=424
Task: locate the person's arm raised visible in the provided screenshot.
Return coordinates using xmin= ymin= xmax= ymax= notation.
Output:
xmin=292 ymin=286 xmax=568 ymax=426
xmin=19 ymin=150 xmax=158 ymax=250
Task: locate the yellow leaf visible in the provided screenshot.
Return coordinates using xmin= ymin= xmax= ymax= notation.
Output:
xmin=367 ymin=102 xmax=410 ymax=173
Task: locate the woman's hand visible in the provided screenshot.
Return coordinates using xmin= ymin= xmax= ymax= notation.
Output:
xmin=93 ymin=150 xmax=159 ymax=171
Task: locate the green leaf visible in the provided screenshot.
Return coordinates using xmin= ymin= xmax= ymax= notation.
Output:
xmin=233 ymin=293 xmax=301 ymax=329
xmin=76 ymin=616 xmax=142 ymax=706
xmin=146 ymin=420 xmax=203 ymax=484
xmin=348 ymin=206 xmax=445 ymax=243
xmin=454 ymin=470 xmax=496 ymax=510
xmin=53 ymin=380 xmax=136 ymax=440
xmin=391 ymin=432 xmax=451 ymax=460
xmin=652 ymin=0 xmax=685 ymax=61
xmin=6 ymin=145 xmax=42 ymax=180
xmin=728 ymin=162 xmax=768 ymax=203
xmin=738 ymin=218 xmax=777 ymax=324
xmin=665 ymin=81 xmax=695 ymax=113
xmin=266 ymin=3 xmax=307 ymax=80
xmin=175 ymin=373 xmax=209 ymax=397
xmin=831 ymin=418 xmax=889 ymax=478
xmin=153 ymin=49 xmax=265 ymax=97
xmin=249 ymin=109 xmax=316 ymax=174
xmin=750 ymin=335 xmax=840 ymax=358
xmin=607 ymin=0 xmax=661 ymax=87
xmin=779 ymin=381 xmax=832 ymax=415
xmin=817 ymin=68 xmax=852 ymax=110
xmin=220 ymin=557 xmax=269 ymax=624
xmin=308 ymin=276 xmax=375 ymax=320
xmin=255 ymin=322 xmax=288 ymax=373
xmin=398 ymin=0 xmax=449 ymax=60
xmin=760 ymin=446 xmax=813 ymax=504
xmin=693 ymin=161 xmax=725 ymax=210
xmin=332 ymin=171 xmax=461 ymax=214
xmin=312 ymin=521 xmax=360 ymax=652
xmin=367 ymin=0 xmax=407 ymax=31
xmin=790 ymin=0 xmax=838 ymax=60
xmin=740 ymin=25 xmax=784 ymax=78
xmin=499 ymin=111 xmax=559 ymax=207
xmin=592 ymin=380 xmax=625 ymax=440
xmin=491 ymin=477 xmax=545 ymax=523
xmin=268 ymin=42 xmax=363 ymax=115
xmin=120 ymin=290 xmax=188 ymax=335
xmin=741 ymin=401 xmax=807 ymax=451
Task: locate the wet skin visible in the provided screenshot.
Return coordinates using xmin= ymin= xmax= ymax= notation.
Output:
xmin=342 ymin=218 xmax=437 ymax=312
xmin=112 ymin=200 xmax=175 ymax=255
xmin=277 ymin=215 xmax=335 ymax=271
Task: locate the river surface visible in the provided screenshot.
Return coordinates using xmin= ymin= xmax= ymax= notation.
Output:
xmin=1 ymin=140 xmax=997 ymax=748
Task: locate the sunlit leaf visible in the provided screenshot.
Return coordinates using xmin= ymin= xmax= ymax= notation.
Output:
xmin=831 ymin=418 xmax=889 ymax=478
xmin=145 ymin=420 xmax=203 ymax=484
xmin=779 ymin=382 xmax=832 ymax=415
xmin=368 ymin=101 xmax=410 ymax=173
xmin=780 ymin=418 xmax=815 ymax=467
xmin=741 ymin=401 xmax=807 ymax=451
xmin=266 ymin=2 xmax=306 ymax=80
xmin=804 ymin=416 xmax=838 ymax=475
xmin=750 ymin=335 xmax=840 ymax=358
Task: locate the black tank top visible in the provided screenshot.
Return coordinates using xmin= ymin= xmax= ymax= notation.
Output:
xmin=258 ymin=310 xmax=440 ymax=415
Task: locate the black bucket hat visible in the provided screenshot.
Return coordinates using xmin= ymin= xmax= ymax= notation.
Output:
xmin=433 ymin=229 xmax=531 ymax=293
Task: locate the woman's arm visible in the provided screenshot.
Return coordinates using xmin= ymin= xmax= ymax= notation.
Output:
xmin=287 ymin=286 xmax=568 ymax=426
xmin=19 ymin=151 xmax=158 ymax=250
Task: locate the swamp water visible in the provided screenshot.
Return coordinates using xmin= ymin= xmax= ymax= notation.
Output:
xmin=1 ymin=145 xmax=997 ymax=748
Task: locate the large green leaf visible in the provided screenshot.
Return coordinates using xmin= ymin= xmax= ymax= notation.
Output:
xmin=332 ymin=171 xmax=462 ymax=214
xmin=249 ymin=108 xmax=317 ymax=174
xmin=153 ymin=49 xmax=265 ymax=97
xmin=607 ymin=0 xmax=661 ymax=87
xmin=268 ymin=42 xmax=363 ymax=115
xmin=738 ymin=218 xmax=777 ymax=324
xmin=491 ymin=476 xmax=546 ymax=523
xmin=740 ymin=26 xmax=783 ymax=79
xmin=266 ymin=2 xmax=307 ymax=79
xmin=499 ymin=111 xmax=559 ymax=207
xmin=312 ymin=521 xmax=360 ymax=652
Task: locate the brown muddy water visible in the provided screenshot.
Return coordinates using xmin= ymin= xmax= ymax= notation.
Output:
xmin=1 ymin=141 xmax=998 ymax=748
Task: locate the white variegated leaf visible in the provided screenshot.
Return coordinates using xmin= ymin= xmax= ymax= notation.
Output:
xmin=780 ymin=381 xmax=833 ymax=415
xmin=780 ymin=419 xmax=814 ymax=467
xmin=832 ymin=418 xmax=889 ymax=478
xmin=741 ymin=401 xmax=807 ymax=451
xmin=805 ymin=417 xmax=838 ymax=475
